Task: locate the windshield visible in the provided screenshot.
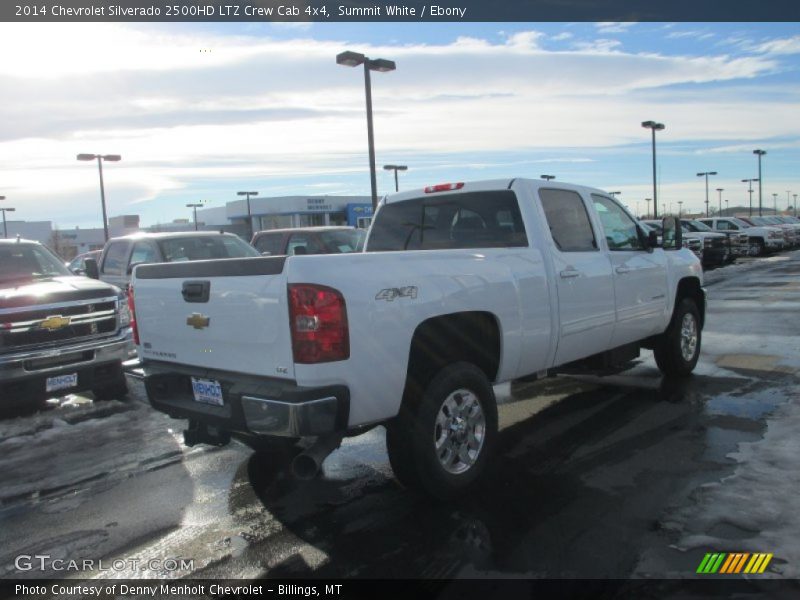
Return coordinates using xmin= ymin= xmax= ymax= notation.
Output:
xmin=157 ymin=235 xmax=260 ymax=262
xmin=730 ymin=218 xmax=752 ymax=229
xmin=686 ymin=220 xmax=713 ymax=232
xmin=0 ymin=243 xmax=72 ymax=285
xmin=317 ymin=229 xmax=367 ymax=253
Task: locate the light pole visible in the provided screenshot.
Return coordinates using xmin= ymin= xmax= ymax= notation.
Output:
xmin=725 ymin=199 xmax=729 ymax=216
xmin=642 ymin=120 xmax=665 ymax=218
xmin=383 ymin=164 xmax=407 ymax=192
xmin=794 ymin=194 xmax=798 ymax=218
xmin=787 ymin=190 xmax=792 ymax=213
xmin=772 ymin=193 xmax=778 ymax=215
xmin=608 ymin=191 xmax=621 ymax=198
xmin=753 ymin=149 xmax=766 ymax=216
xmin=237 ymin=191 xmax=259 ymax=239
xmin=0 ymin=203 xmax=15 ymax=239
xmin=337 ymin=50 xmax=396 ymax=211
xmin=716 ymin=188 xmax=724 ymax=216
xmin=678 ymin=200 xmax=683 ymax=217
xmin=186 ymin=203 xmax=204 ymax=231
xmin=697 ymin=171 xmax=717 ymax=219
xmin=540 ymin=174 xmax=556 ymax=181
xmin=77 ymin=153 xmax=121 ymax=242
xmin=741 ymin=178 xmax=758 ymax=217
xmin=645 ymin=198 xmax=652 ymax=218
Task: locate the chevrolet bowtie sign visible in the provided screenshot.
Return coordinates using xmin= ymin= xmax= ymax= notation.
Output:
xmin=39 ymin=316 xmax=72 ymax=331
xmin=186 ymin=313 xmax=210 ymax=329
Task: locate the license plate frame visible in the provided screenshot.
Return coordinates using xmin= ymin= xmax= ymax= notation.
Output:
xmin=190 ymin=377 xmax=224 ymax=406
xmin=46 ymin=373 xmax=78 ymax=393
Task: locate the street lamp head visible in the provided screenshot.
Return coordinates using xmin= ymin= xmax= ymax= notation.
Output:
xmin=237 ymin=191 xmax=259 ymax=196
xmin=716 ymin=188 xmax=724 ymax=192
xmin=77 ymin=153 xmax=97 ymax=161
xmin=753 ymin=149 xmax=767 ymax=156
xmin=383 ymin=164 xmax=408 ymax=171
xmin=1 ymin=207 xmax=15 ymax=212
xmin=186 ymin=203 xmax=203 ymax=208
xmin=102 ymin=154 xmax=121 ymax=162
xmin=0 ymin=196 xmax=5 ymax=200
xmin=368 ymin=58 xmax=396 ymax=72
xmin=642 ymin=121 xmax=665 ymax=131
xmin=540 ymin=175 xmax=555 ymax=181
xmin=336 ymin=51 xmax=366 ymax=67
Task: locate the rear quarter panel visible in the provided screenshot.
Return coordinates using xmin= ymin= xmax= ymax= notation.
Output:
xmin=285 ymin=249 xmax=545 ymax=427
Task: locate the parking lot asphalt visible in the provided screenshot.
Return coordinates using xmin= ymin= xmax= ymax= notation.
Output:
xmin=1 ymin=252 xmax=799 ymax=583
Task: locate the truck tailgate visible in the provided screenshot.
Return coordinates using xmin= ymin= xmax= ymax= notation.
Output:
xmin=132 ymin=257 xmax=293 ymax=379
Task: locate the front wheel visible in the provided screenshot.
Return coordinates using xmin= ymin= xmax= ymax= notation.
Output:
xmin=654 ymin=298 xmax=701 ymax=377
xmin=387 ymin=362 xmax=498 ymax=500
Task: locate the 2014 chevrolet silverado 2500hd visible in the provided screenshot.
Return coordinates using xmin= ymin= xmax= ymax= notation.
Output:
xmin=1 ymin=238 xmax=134 ymax=408
xmin=132 ymin=178 xmax=705 ymax=498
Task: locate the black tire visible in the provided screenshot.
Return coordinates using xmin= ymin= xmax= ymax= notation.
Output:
xmin=387 ymin=362 xmax=498 ymax=500
xmin=654 ymin=298 xmax=701 ymax=377
xmin=755 ymin=238 xmax=766 ymax=256
xmin=92 ymin=377 xmax=129 ymax=401
xmin=385 ymin=406 xmax=422 ymax=490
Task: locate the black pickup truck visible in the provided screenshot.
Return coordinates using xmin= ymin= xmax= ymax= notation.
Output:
xmin=0 ymin=238 xmax=134 ymax=409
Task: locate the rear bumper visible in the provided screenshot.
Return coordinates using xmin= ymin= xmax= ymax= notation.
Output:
xmin=0 ymin=329 xmax=134 ymax=405
xmin=141 ymin=360 xmax=350 ymax=438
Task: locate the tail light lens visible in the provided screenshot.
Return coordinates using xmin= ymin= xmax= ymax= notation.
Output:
xmin=288 ymin=284 xmax=349 ymax=364
xmin=127 ymin=285 xmax=139 ymax=345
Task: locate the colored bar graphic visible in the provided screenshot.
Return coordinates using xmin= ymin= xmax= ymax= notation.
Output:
xmin=699 ymin=552 xmax=774 ymax=574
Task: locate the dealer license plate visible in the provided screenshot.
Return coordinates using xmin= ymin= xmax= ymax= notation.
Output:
xmin=191 ymin=377 xmax=224 ymax=406
xmin=46 ymin=373 xmax=78 ymax=393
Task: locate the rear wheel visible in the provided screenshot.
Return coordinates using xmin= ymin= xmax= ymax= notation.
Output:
xmin=387 ymin=362 xmax=498 ymax=500
xmin=654 ymin=298 xmax=701 ymax=377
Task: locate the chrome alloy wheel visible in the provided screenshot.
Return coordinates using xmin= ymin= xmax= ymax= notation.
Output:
xmin=434 ymin=389 xmax=486 ymax=475
xmin=680 ymin=313 xmax=698 ymax=362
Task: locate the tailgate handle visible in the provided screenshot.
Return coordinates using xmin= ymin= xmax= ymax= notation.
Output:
xmin=182 ymin=281 xmax=210 ymax=303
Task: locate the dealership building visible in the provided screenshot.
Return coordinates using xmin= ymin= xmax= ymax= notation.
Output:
xmin=196 ymin=194 xmax=374 ymax=235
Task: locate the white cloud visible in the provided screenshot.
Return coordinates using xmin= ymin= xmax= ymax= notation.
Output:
xmin=550 ymin=32 xmax=573 ymax=42
xmin=595 ymin=22 xmax=635 ymax=34
xmin=755 ymin=35 xmax=800 ymax=56
xmin=573 ymin=39 xmax=623 ymax=53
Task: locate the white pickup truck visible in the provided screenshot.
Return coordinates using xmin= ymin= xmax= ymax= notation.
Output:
xmin=132 ymin=178 xmax=705 ymax=498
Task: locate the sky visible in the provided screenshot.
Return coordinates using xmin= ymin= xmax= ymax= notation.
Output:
xmin=0 ymin=21 xmax=799 ymax=228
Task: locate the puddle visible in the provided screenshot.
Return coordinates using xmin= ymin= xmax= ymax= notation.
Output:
xmin=705 ymin=389 xmax=788 ymax=421
xmin=703 ymin=426 xmax=761 ymax=464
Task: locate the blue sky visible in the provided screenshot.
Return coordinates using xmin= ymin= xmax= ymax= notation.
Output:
xmin=0 ymin=21 xmax=799 ymax=228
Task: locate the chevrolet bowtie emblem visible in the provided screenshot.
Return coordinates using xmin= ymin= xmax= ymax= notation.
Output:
xmin=40 ymin=315 xmax=71 ymax=331
xmin=186 ymin=313 xmax=210 ymax=329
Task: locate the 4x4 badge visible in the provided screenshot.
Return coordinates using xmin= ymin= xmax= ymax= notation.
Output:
xmin=186 ymin=313 xmax=210 ymax=329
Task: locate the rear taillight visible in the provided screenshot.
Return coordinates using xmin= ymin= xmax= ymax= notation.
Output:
xmin=288 ymin=284 xmax=349 ymax=364
xmin=127 ymin=285 xmax=139 ymax=345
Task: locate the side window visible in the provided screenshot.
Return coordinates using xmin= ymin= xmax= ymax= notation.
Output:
xmin=130 ymin=242 xmax=156 ymax=267
xmin=253 ymin=234 xmax=284 ymax=255
xmin=591 ymin=195 xmax=642 ymax=251
xmin=717 ymin=220 xmax=734 ymax=231
xmin=367 ymin=191 xmax=528 ymax=252
xmin=101 ymin=242 xmax=129 ymax=275
xmin=539 ymin=188 xmax=597 ymax=252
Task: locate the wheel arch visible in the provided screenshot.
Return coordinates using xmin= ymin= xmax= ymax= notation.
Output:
xmin=675 ymin=276 xmax=705 ymax=329
xmin=403 ymin=311 xmax=501 ymax=405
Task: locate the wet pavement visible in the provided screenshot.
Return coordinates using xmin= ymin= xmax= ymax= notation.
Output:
xmin=1 ymin=252 xmax=799 ymax=581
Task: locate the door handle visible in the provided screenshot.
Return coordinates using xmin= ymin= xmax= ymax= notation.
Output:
xmin=615 ymin=266 xmax=633 ymax=275
xmin=560 ymin=269 xmax=581 ymax=279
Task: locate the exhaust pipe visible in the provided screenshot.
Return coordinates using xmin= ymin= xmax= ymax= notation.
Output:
xmin=291 ymin=434 xmax=343 ymax=480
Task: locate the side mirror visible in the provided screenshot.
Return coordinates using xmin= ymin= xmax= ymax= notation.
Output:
xmin=662 ymin=216 xmax=682 ymax=250
xmin=647 ymin=230 xmax=659 ymax=249
xmin=84 ymin=258 xmax=100 ymax=279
